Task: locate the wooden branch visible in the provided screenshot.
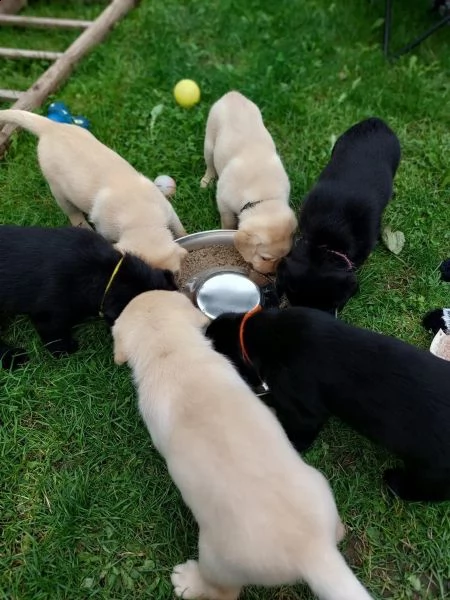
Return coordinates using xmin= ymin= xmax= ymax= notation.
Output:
xmin=0 ymin=0 xmax=140 ymax=156
xmin=0 ymin=0 xmax=27 ymax=15
xmin=0 ymin=15 xmax=93 ymax=29
xmin=0 ymin=89 xmax=23 ymax=102
xmin=0 ymin=47 xmax=63 ymax=60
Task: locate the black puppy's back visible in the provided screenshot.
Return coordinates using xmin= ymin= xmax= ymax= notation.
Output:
xmin=0 ymin=225 xmax=177 ymax=362
xmin=300 ymin=118 xmax=401 ymax=254
xmin=276 ymin=118 xmax=401 ymax=312
xmin=0 ymin=226 xmax=114 ymax=313
xmin=249 ymin=309 xmax=449 ymax=451
xmin=331 ymin=117 xmax=400 ymax=169
xmin=207 ymin=307 xmax=450 ymax=500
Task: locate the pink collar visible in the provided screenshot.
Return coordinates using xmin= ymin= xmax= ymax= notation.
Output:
xmin=322 ymin=247 xmax=355 ymax=270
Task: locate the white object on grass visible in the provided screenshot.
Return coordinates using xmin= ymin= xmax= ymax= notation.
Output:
xmin=382 ymin=225 xmax=405 ymax=255
xmin=430 ymin=328 xmax=450 ymax=362
xmin=154 ymin=175 xmax=176 ymax=198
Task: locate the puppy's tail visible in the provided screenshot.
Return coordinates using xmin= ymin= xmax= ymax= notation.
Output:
xmin=303 ymin=547 xmax=373 ymax=600
xmin=0 ymin=109 xmax=57 ymax=137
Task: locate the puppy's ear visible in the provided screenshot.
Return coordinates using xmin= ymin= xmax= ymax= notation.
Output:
xmin=234 ymin=229 xmax=258 ymax=262
xmin=112 ymin=327 xmax=127 ymax=365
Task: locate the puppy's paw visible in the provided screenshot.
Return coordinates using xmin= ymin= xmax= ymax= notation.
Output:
xmin=171 ymin=560 xmax=205 ymax=599
xmin=47 ymin=337 xmax=79 ymax=357
xmin=0 ymin=347 xmax=29 ymax=370
xmin=422 ymin=309 xmax=450 ymax=335
xmin=200 ymin=171 xmax=215 ymax=188
xmin=336 ymin=519 xmax=346 ymax=544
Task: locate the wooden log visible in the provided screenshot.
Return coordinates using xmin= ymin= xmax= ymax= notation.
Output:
xmin=0 ymin=47 xmax=63 ymax=60
xmin=0 ymin=0 xmax=27 ymax=15
xmin=0 ymin=0 xmax=140 ymax=156
xmin=0 ymin=15 xmax=93 ymax=29
xmin=0 ymin=89 xmax=23 ymax=102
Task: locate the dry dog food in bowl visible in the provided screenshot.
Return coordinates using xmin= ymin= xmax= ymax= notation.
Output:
xmin=176 ymin=230 xmax=281 ymax=319
xmin=176 ymin=244 xmax=248 ymax=289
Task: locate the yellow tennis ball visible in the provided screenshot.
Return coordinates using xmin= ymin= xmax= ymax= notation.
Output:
xmin=174 ymin=79 xmax=201 ymax=108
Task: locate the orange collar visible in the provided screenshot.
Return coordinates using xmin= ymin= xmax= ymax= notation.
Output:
xmin=239 ymin=305 xmax=262 ymax=364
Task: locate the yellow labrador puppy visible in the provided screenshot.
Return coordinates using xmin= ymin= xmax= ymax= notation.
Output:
xmin=201 ymin=91 xmax=297 ymax=274
xmin=0 ymin=110 xmax=187 ymax=272
xmin=113 ymin=290 xmax=373 ymax=600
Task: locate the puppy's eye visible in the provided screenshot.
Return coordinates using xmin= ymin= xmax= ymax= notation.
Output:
xmin=261 ymin=256 xmax=274 ymax=262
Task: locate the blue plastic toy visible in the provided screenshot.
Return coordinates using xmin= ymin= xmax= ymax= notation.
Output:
xmin=47 ymin=101 xmax=69 ymax=114
xmin=46 ymin=101 xmax=90 ymax=129
xmin=72 ymin=115 xmax=90 ymax=129
xmin=47 ymin=110 xmax=73 ymax=124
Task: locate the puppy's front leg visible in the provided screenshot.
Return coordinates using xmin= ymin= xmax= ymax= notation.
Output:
xmin=48 ymin=185 xmax=92 ymax=230
xmin=219 ymin=209 xmax=237 ymax=230
xmin=200 ymin=139 xmax=217 ymax=188
xmin=168 ymin=205 xmax=187 ymax=238
xmin=31 ymin=314 xmax=79 ymax=356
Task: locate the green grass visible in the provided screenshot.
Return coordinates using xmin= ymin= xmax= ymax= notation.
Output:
xmin=1 ymin=0 xmax=450 ymax=598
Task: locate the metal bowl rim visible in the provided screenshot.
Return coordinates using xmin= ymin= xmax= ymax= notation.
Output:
xmin=175 ymin=229 xmax=237 ymax=250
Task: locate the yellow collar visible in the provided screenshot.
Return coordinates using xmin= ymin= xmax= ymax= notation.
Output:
xmin=99 ymin=255 xmax=124 ymax=317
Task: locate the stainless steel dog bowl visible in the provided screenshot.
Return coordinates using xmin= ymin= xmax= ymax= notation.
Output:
xmin=176 ymin=230 xmax=277 ymax=319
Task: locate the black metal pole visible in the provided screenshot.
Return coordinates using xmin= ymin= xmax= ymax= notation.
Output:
xmin=383 ymin=0 xmax=393 ymax=57
xmin=390 ymin=13 xmax=450 ymax=59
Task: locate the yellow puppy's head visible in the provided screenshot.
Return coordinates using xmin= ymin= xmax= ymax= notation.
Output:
xmin=234 ymin=209 xmax=297 ymax=274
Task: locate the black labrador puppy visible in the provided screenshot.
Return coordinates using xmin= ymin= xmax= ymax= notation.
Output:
xmin=277 ymin=117 xmax=401 ymax=313
xmin=206 ymin=307 xmax=450 ymax=502
xmin=0 ymin=225 xmax=177 ymax=367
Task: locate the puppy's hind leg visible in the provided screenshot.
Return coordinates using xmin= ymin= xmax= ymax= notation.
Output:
xmin=302 ymin=544 xmax=373 ymax=600
xmin=48 ymin=183 xmax=92 ymax=229
xmin=171 ymin=560 xmax=240 ymax=600
xmin=201 ymin=161 xmax=217 ymax=188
